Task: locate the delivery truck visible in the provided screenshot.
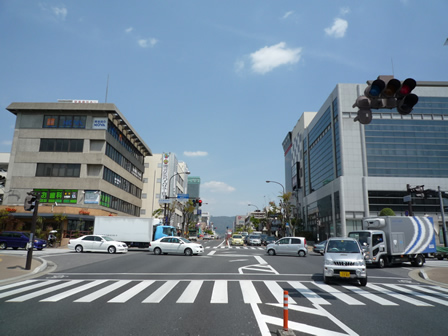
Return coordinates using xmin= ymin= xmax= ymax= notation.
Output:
xmin=348 ymin=216 xmax=437 ymax=268
xmin=93 ymin=217 xmax=177 ymax=248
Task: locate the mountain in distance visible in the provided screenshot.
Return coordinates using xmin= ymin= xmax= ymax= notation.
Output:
xmin=210 ymin=216 xmax=234 ymax=235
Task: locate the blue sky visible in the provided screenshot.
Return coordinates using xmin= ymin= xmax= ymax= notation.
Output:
xmin=1 ymin=1 xmax=447 ymax=216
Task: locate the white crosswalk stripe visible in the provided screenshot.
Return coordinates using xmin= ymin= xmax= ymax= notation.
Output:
xmin=1 ymin=279 xmax=447 ymax=307
xmin=206 ymin=246 xmax=265 ymax=250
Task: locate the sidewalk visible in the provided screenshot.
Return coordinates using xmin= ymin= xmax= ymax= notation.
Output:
xmin=0 ymin=253 xmax=48 ymax=284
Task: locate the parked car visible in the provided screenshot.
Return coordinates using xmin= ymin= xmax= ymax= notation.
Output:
xmin=260 ymin=234 xmax=268 ymax=245
xmin=230 ymin=234 xmax=244 ymax=246
xmin=263 ymin=236 xmax=276 ymax=246
xmin=323 ymin=237 xmax=367 ymax=286
xmin=313 ymin=240 xmax=327 ymax=255
xmin=68 ymin=235 xmax=128 ymax=254
xmin=149 ymin=236 xmax=204 ymax=256
xmin=0 ymin=231 xmax=47 ymax=250
xmin=266 ymin=237 xmax=307 ymax=257
xmin=247 ymin=235 xmax=262 ymax=246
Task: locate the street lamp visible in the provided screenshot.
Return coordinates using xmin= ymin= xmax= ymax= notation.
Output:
xmin=164 ymin=171 xmax=191 ymax=224
xmin=266 ymin=180 xmax=286 ymax=237
xmin=248 ymin=203 xmax=259 ymax=211
xmin=266 ymin=180 xmax=285 ymax=194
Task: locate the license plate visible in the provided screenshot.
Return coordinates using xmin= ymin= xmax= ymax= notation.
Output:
xmin=339 ymin=271 xmax=350 ymax=278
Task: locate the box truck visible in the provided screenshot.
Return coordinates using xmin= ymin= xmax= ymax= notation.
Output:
xmin=93 ymin=217 xmax=177 ymax=248
xmin=348 ymin=216 xmax=437 ymax=268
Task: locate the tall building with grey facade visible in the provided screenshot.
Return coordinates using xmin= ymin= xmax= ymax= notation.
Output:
xmin=285 ymin=80 xmax=448 ymax=244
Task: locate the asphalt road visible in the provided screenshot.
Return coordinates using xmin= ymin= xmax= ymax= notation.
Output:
xmin=0 ymin=239 xmax=447 ymax=336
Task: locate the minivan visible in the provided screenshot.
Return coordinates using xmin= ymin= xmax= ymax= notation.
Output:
xmin=266 ymin=237 xmax=307 ymax=256
xmin=0 ymin=231 xmax=47 ymax=250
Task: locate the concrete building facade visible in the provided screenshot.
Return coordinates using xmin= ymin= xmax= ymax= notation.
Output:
xmin=3 ymin=101 xmax=151 ymax=235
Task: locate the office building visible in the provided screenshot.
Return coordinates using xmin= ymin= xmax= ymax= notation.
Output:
xmin=3 ymin=100 xmax=151 ymax=236
xmin=286 ymin=80 xmax=448 ymax=244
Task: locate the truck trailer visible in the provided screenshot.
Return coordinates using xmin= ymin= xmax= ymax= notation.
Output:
xmin=93 ymin=217 xmax=177 ymax=248
xmin=348 ymin=216 xmax=437 ymax=268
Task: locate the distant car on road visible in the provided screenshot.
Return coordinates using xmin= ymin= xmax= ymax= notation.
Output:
xmin=313 ymin=240 xmax=327 ymax=255
xmin=266 ymin=237 xmax=307 ymax=257
xmin=247 ymin=235 xmax=262 ymax=246
xmin=68 ymin=235 xmax=128 ymax=254
xmin=149 ymin=236 xmax=204 ymax=256
xmin=230 ymin=234 xmax=244 ymax=246
xmin=203 ymin=234 xmax=211 ymax=240
xmin=263 ymin=236 xmax=276 ymax=246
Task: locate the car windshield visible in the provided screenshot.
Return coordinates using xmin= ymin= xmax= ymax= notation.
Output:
xmin=180 ymin=237 xmax=191 ymax=243
xmin=250 ymin=235 xmax=260 ymax=239
xmin=101 ymin=236 xmax=114 ymax=241
xmin=326 ymin=240 xmax=360 ymax=253
xmin=233 ymin=235 xmax=242 ymax=239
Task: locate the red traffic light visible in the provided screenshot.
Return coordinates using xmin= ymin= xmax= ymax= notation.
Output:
xmin=197 ymin=199 xmax=202 ymax=206
xmin=398 ymin=78 xmax=417 ymax=96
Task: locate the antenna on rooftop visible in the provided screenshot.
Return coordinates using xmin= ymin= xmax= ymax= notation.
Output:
xmin=105 ymin=74 xmax=110 ymax=103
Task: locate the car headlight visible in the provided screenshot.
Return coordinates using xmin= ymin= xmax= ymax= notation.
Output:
xmin=354 ymin=260 xmax=365 ymax=266
xmin=325 ymin=259 xmax=334 ymax=265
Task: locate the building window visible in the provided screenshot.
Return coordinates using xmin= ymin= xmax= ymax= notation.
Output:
xmin=103 ymin=167 xmax=142 ymax=198
xmin=40 ymin=139 xmax=83 ymax=152
xmin=36 ymin=163 xmax=81 ymax=177
xmin=43 ymin=115 xmax=86 ymax=129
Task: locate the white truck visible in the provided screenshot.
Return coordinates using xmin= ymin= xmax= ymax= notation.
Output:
xmin=348 ymin=216 xmax=437 ymax=268
xmin=93 ymin=217 xmax=177 ymax=248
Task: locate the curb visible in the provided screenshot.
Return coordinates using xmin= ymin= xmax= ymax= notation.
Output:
xmin=408 ymin=268 xmax=448 ymax=289
xmin=0 ymin=257 xmax=49 ymax=286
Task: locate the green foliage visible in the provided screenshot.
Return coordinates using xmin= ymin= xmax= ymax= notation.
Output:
xmin=379 ymin=208 xmax=396 ymax=216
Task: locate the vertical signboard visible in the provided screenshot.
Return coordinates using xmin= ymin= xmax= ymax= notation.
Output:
xmin=161 ymin=153 xmax=170 ymax=198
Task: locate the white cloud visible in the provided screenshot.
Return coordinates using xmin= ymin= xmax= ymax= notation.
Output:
xmin=51 ymin=6 xmax=68 ymax=20
xmin=282 ymin=11 xmax=294 ymax=19
xmin=1 ymin=140 xmax=12 ymax=146
xmin=138 ymin=38 xmax=158 ymax=48
xmin=125 ymin=27 xmax=134 ymax=33
xmin=202 ymin=181 xmax=235 ymax=193
xmin=184 ymin=151 xmax=208 ymax=157
xmin=339 ymin=7 xmax=350 ymax=16
xmin=250 ymin=42 xmax=302 ymax=74
xmin=324 ymin=18 xmax=348 ymax=38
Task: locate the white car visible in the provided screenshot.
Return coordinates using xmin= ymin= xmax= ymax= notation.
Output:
xmin=323 ymin=237 xmax=367 ymax=286
xmin=68 ymin=235 xmax=128 ymax=254
xmin=149 ymin=236 xmax=204 ymax=256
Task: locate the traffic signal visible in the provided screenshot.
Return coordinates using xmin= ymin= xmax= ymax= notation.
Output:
xmin=353 ymin=77 xmax=418 ymax=124
xmin=407 ymin=184 xmax=425 ymax=198
xmin=24 ymin=194 xmax=37 ymax=211
xmin=197 ymin=199 xmax=202 ymax=207
xmin=192 ymin=199 xmax=197 ymax=206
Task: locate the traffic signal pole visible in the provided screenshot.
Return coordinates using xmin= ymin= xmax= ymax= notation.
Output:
xmin=25 ymin=197 xmax=40 ymax=270
xmin=438 ymin=186 xmax=448 ymax=247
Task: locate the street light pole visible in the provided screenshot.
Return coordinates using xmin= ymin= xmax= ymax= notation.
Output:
xmin=266 ymin=180 xmax=286 ymax=237
xmin=164 ymin=171 xmax=190 ymax=225
xmin=248 ymin=203 xmax=259 ymax=211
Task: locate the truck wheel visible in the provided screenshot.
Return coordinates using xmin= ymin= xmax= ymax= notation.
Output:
xmin=359 ymin=277 xmax=368 ymax=286
xmin=184 ymin=248 xmax=193 ymax=256
xmin=154 ymin=247 xmax=162 ymax=255
xmin=0 ymin=242 xmax=6 ymax=250
xmin=378 ymin=257 xmax=387 ymax=268
xmin=412 ymin=255 xmax=424 ymax=267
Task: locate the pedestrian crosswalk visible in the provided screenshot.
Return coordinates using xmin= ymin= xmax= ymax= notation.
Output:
xmin=1 ymin=279 xmax=448 ymax=307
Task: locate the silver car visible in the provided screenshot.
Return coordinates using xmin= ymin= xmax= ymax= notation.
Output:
xmin=266 ymin=237 xmax=307 ymax=257
xmin=323 ymin=237 xmax=367 ymax=286
xmin=247 ymin=235 xmax=261 ymax=246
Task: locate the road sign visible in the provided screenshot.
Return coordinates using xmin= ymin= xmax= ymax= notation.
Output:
xmin=177 ymin=194 xmax=189 ymax=199
xmin=159 ymin=199 xmax=172 ymax=204
xmin=403 ymin=195 xmax=411 ymax=203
